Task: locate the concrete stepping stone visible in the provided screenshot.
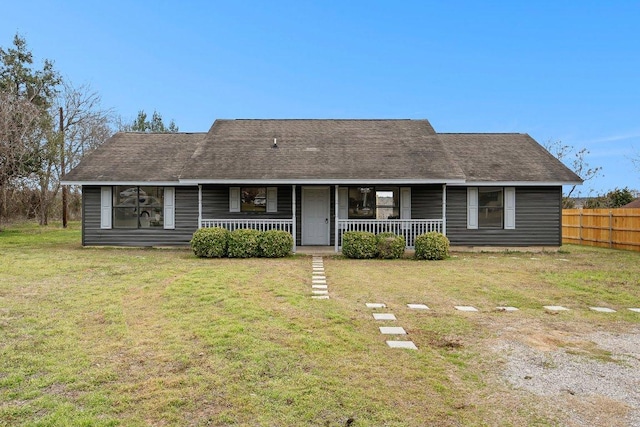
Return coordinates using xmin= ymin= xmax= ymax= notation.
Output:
xmin=496 ymin=306 xmax=519 ymax=312
xmin=312 ymin=280 xmax=327 ymax=284
xmin=312 ymin=275 xmax=326 ymax=279
xmin=407 ymin=303 xmax=429 ymax=310
xmin=365 ymin=303 xmax=386 ymax=308
xmin=454 ymin=306 xmax=478 ymax=312
xmin=372 ymin=313 xmax=396 ymax=320
xmin=380 ymin=326 xmax=407 ymax=335
xmin=544 ymin=305 xmax=569 ymax=311
xmin=312 ymin=290 xmax=328 ymax=295
xmin=386 ymin=340 xmax=418 ymax=350
xmin=628 ymin=308 xmax=640 ymax=313
xmin=312 ymin=295 xmax=329 ymax=300
xmin=312 ymin=284 xmax=328 ymax=289
xmin=590 ymin=307 xmax=616 ymax=313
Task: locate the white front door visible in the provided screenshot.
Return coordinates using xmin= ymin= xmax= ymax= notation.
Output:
xmin=302 ymin=187 xmax=330 ymax=245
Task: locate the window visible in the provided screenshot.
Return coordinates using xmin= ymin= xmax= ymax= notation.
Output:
xmin=241 ymin=187 xmax=267 ymax=212
xmin=113 ymin=186 xmax=164 ymax=228
xmin=347 ymin=187 xmax=400 ymax=219
xmin=230 ymin=187 xmax=277 ymax=213
xmin=478 ymin=188 xmax=503 ymax=228
xmin=467 ymin=187 xmax=516 ymax=230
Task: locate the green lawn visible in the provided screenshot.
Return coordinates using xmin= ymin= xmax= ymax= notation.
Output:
xmin=1 ymin=223 xmax=639 ymax=426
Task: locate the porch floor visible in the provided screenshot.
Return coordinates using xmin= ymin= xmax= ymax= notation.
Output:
xmin=296 ymin=246 xmax=338 ymax=255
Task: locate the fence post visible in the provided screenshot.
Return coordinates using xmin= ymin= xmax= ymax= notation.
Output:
xmin=609 ymin=210 xmax=613 ymax=248
xmin=579 ymin=209 xmax=583 ymax=244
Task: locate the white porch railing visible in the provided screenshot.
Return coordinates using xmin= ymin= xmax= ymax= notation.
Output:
xmin=337 ymin=219 xmax=443 ymax=249
xmin=200 ymin=219 xmax=294 ymax=233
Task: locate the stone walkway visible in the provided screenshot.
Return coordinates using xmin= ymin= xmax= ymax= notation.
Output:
xmin=366 ymin=302 xmax=418 ymax=350
xmin=363 ymin=301 xmax=640 ymax=350
xmin=311 ymin=256 xmax=329 ymax=299
xmin=308 ymin=256 xmax=640 ymax=349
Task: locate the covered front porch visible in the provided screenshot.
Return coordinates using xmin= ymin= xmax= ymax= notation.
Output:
xmin=197 ymin=184 xmax=447 ymax=252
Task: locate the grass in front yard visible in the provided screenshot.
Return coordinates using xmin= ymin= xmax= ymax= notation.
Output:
xmin=1 ymin=224 xmax=639 ymax=426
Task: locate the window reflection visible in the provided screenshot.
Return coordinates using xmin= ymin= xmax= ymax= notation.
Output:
xmin=348 ymin=187 xmax=399 ymax=219
xmin=113 ymin=186 xmax=164 ymax=228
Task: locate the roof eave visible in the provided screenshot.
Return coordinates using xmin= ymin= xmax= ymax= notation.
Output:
xmin=448 ymin=180 xmax=583 ymax=186
xmin=177 ymin=178 xmax=466 ymax=185
xmin=61 ymin=180 xmax=186 ymax=186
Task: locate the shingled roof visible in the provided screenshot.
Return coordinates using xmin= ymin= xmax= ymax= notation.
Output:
xmin=181 ymin=119 xmax=465 ymax=183
xmin=63 ymin=132 xmax=206 ymax=183
xmin=439 ymin=133 xmax=582 ymax=183
xmin=63 ymin=119 xmax=582 ymax=185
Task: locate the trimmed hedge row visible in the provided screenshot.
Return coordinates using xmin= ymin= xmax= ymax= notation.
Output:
xmin=341 ymin=231 xmax=449 ymax=260
xmin=191 ymin=227 xmax=293 ymax=258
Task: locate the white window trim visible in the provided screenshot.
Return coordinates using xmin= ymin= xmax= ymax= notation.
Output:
xmin=266 ymin=187 xmax=278 ymax=213
xmin=504 ymin=187 xmax=516 ymax=229
xmin=467 ymin=187 xmax=478 ymax=229
xmin=229 ymin=187 xmax=240 ymax=212
xmin=338 ymin=187 xmax=348 ymax=225
xmin=164 ymin=187 xmax=175 ymax=229
xmin=400 ymin=187 xmax=411 ymax=230
xmin=101 ymin=186 xmax=112 ymax=229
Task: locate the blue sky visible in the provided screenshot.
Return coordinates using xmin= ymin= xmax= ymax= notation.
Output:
xmin=2 ymin=1 xmax=639 ymax=195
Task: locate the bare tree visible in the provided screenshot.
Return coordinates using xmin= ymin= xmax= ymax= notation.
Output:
xmin=56 ymin=82 xmax=112 ymax=225
xmin=631 ymin=148 xmax=640 ymax=174
xmin=544 ymin=140 xmax=603 ymax=203
xmin=0 ymin=93 xmax=43 ymax=227
xmin=32 ymin=82 xmax=113 ymax=226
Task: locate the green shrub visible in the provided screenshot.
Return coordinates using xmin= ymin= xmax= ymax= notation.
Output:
xmin=414 ymin=232 xmax=450 ymax=260
xmin=259 ymin=229 xmax=293 ymax=258
xmin=376 ymin=232 xmax=405 ymax=259
xmin=190 ymin=227 xmax=230 ymax=258
xmin=342 ymin=231 xmax=378 ymax=259
xmin=228 ymin=229 xmax=262 ymax=258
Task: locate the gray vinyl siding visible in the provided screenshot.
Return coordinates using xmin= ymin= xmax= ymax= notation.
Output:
xmin=201 ymin=185 xmax=293 ymax=219
xmin=82 ymin=186 xmax=199 ymax=246
xmin=412 ymin=185 xmax=444 ymax=219
xmin=445 ymin=186 xmax=562 ymax=246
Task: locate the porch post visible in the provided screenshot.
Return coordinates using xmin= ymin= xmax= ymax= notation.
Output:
xmin=442 ymin=184 xmax=447 ymax=235
xmin=334 ymin=185 xmax=339 ymax=252
xmin=198 ymin=184 xmax=202 ymax=228
xmin=292 ymin=185 xmax=297 ymax=253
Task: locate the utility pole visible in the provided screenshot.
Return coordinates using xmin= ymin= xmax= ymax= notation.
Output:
xmin=60 ymin=107 xmax=68 ymax=228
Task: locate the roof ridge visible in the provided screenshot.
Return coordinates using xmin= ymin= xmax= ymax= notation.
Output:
xmin=438 ymin=132 xmax=525 ymax=135
xmin=117 ymin=131 xmax=207 ymax=135
xmin=228 ymin=118 xmax=424 ymax=121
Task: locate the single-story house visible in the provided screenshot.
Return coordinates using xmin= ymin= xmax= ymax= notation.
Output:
xmin=62 ymin=119 xmax=582 ymax=250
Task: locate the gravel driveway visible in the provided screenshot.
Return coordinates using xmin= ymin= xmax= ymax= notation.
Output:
xmin=494 ymin=327 xmax=640 ymax=426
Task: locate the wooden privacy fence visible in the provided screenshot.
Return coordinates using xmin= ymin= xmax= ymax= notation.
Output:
xmin=562 ymin=208 xmax=640 ymax=251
